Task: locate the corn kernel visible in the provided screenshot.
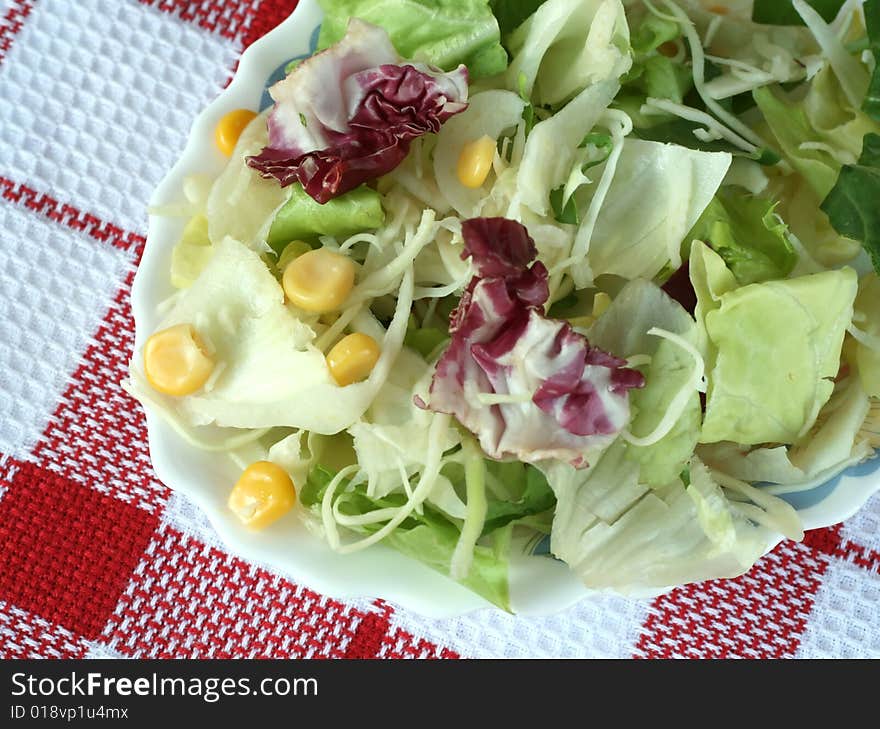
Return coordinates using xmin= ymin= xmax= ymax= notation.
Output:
xmin=457 ymin=135 xmax=497 ymax=189
xmin=326 ymin=332 xmax=381 ymax=386
xmin=228 ymin=461 xmax=296 ymax=530
xmin=215 ymin=109 xmax=257 ymax=156
xmin=282 ymin=248 xmax=356 ymax=313
xmin=144 ymin=323 xmax=214 ymax=397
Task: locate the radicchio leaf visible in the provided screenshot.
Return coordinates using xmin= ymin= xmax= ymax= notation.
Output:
xmin=247 ymin=18 xmax=469 ymax=204
xmin=428 ymin=218 xmax=645 ymax=467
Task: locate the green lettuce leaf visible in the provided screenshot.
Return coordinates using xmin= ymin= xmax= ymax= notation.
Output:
xmin=752 ymin=0 xmax=845 ymax=26
xmin=688 ymin=189 xmax=797 ymax=285
xmin=301 ymin=465 xmax=512 ymax=609
xmin=266 ymin=183 xmax=385 ymax=255
xmin=821 ymin=133 xmax=880 ymax=274
xmin=754 ymin=84 xmax=841 ymax=198
xmin=691 ymin=243 xmax=858 ymax=445
xmin=317 ymin=0 xmax=508 ymax=80
xmin=489 ymin=0 xmax=546 ymax=36
xmin=588 ymin=279 xmax=702 ymax=487
xmin=481 ymin=462 xmax=556 ymax=534
xmin=627 ymin=337 xmax=702 ymax=488
xmin=853 ymin=273 xmax=880 ymax=396
xmin=865 ymin=0 xmax=880 ymax=120
xmin=633 ymin=118 xmax=780 ymax=164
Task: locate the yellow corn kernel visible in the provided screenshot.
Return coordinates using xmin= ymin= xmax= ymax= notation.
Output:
xmin=215 ymin=108 xmax=257 ymax=156
xmin=592 ymin=292 xmax=612 ymax=318
xmin=282 ymin=248 xmax=356 ymax=313
xmin=143 ymin=323 xmax=214 ymax=397
xmin=326 ymin=332 xmax=381 ymax=386
xmin=228 ymin=461 xmax=296 ymax=530
xmin=457 ymin=135 xmax=497 ymax=189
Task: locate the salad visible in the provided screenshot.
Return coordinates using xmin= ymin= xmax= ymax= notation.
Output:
xmin=130 ymin=0 xmax=880 ymax=610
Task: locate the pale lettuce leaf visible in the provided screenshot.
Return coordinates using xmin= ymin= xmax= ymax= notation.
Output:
xmin=206 ymin=113 xmax=290 ymax=252
xmin=506 ymin=0 xmax=631 ymax=106
xmin=546 ymin=451 xmax=800 ymax=591
xmin=317 ymin=0 xmax=508 ymax=80
xmin=583 ymin=140 xmax=731 ymax=280
xmin=692 ymin=242 xmax=858 ymax=444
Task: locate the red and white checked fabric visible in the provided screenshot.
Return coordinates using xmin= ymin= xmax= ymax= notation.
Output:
xmin=0 ymin=0 xmax=878 ymax=660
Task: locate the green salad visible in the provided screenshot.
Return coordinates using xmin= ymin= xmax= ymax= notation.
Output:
xmin=130 ymin=0 xmax=880 ymax=610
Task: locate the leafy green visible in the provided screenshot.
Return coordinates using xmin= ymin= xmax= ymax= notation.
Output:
xmin=506 ymin=0 xmax=631 ymax=106
xmin=302 ymin=465 xmax=512 ymax=608
xmin=628 ymin=337 xmax=703 ymax=488
xmin=754 ymin=84 xmax=843 ymax=198
xmin=853 ymin=273 xmax=880 ymax=396
xmin=865 ymin=0 xmax=880 ymax=120
xmin=545 ymin=448 xmax=801 ymax=591
xmin=266 ymin=184 xmax=384 ymax=255
xmin=688 ymin=190 xmax=797 ymax=285
xmin=630 ymin=15 xmax=680 ymax=55
xmin=482 ymin=463 xmax=556 ymax=535
xmin=489 ymin=0 xmax=546 ymax=36
xmin=549 ymin=186 xmax=579 ymax=225
xmin=583 ymin=139 xmax=732 ymax=281
xmin=316 ymin=0 xmax=508 ymax=80
xmin=633 ymin=118 xmax=780 ymax=164
xmin=752 ymin=0 xmax=845 ymax=26
xmin=170 ymin=214 xmax=213 ymax=289
xmin=821 ymin=133 xmax=880 ymax=274
xmin=404 ymin=326 xmax=449 ymax=360
xmin=690 ymin=243 xmax=858 ymax=445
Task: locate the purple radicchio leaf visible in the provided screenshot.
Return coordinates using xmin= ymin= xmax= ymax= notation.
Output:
xmin=427 ymin=218 xmax=645 ymax=467
xmin=246 ymin=18 xmax=468 ymax=204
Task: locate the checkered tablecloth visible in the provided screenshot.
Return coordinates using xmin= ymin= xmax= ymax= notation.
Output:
xmin=1 ymin=0 xmax=879 ymax=660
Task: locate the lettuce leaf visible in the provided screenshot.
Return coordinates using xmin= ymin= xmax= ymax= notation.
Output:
xmin=588 ymin=279 xmax=702 ymax=487
xmin=317 ymin=0 xmax=508 ymax=79
xmin=481 ymin=462 xmax=556 ymax=534
xmin=266 ymin=184 xmax=384 ymax=254
xmin=506 ymin=0 xmax=631 ymax=106
xmin=821 ymin=133 xmax=880 ymax=274
xmin=583 ymin=139 xmax=731 ymax=281
xmin=688 ymin=189 xmax=797 ymax=285
xmin=853 ymin=273 xmax=880 ymax=396
xmin=753 ymin=84 xmax=841 ymax=199
xmin=170 ymin=214 xmax=213 ymax=289
xmin=752 ymin=0 xmax=845 ymax=27
xmin=490 ymin=0 xmax=547 ymax=36
xmin=699 ymin=377 xmax=871 ymax=489
xmin=691 ymin=242 xmax=858 ymax=445
xmin=516 ymin=79 xmax=619 ymax=216
xmin=546 ymin=449 xmax=801 ymax=591
xmin=865 ymin=0 xmax=880 ymax=120
xmin=301 ymin=465 xmax=512 ymax=609
xmin=206 ymin=112 xmax=290 ymax=252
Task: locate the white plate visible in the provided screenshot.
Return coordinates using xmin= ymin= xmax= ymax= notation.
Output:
xmin=132 ymin=0 xmax=880 ymax=616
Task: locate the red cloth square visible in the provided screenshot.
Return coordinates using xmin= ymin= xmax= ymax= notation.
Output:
xmin=0 ymin=460 xmax=158 ymax=639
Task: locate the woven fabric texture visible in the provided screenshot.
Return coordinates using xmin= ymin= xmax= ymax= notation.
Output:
xmin=1 ymin=0 xmax=879 ymax=660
